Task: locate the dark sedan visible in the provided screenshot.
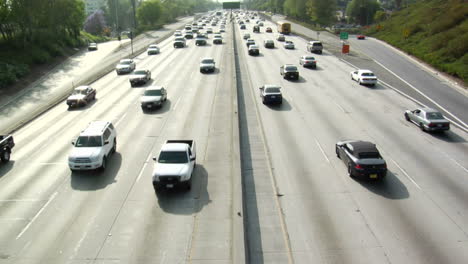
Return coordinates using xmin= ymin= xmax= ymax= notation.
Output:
xmin=280 ymin=64 xmax=299 ymax=80
xmin=259 ymin=85 xmax=282 ymax=105
xmin=335 ymin=140 xmax=387 ymax=180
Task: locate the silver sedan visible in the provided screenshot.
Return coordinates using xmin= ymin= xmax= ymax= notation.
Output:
xmin=404 ymin=107 xmax=450 ymax=132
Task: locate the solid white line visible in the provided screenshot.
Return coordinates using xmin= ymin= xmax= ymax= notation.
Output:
xmin=373 ymin=59 xmax=468 ymax=129
xmin=315 ymin=139 xmax=330 ymax=163
xmin=16 ymin=191 xmax=58 ymax=239
xmin=173 ymin=97 xmax=182 ymax=110
xmin=391 ymin=159 xmax=421 ymax=190
xmin=378 ymin=79 xmax=468 ymax=133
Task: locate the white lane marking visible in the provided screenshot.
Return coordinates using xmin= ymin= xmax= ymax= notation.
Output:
xmin=173 ymin=97 xmax=182 ymax=111
xmin=341 ymin=58 xmax=468 ymax=133
xmin=373 ymin=59 xmax=468 ymax=129
xmin=115 ymin=112 xmax=129 ymax=127
xmin=16 ymin=191 xmax=58 ymax=239
xmin=439 ymin=151 xmax=468 ymax=174
xmin=333 ymin=100 xmax=346 ymax=113
xmin=378 ymin=79 xmax=468 ymax=133
xmin=391 ymin=159 xmax=421 ymax=190
xmin=136 ymin=151 xmax=153 ymax=183
xmin=315 ymin=139 xmax=330 ymax=163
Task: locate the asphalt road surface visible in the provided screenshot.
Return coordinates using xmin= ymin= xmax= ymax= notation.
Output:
xmin=0 ymin=14 xmax=467 ymax=264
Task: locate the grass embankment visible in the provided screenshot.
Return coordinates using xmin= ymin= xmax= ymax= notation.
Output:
xmin=366 ymin=0 xmax=468 ymax=86
xmin=0 ymin=32 xmax=109 ymax=89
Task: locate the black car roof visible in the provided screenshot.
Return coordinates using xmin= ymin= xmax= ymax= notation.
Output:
xmin=348 ymin=141 xmax=378 ymax=154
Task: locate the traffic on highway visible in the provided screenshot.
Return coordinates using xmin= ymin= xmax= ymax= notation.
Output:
xmin=0 ymin=9 xmax=467 ymax=264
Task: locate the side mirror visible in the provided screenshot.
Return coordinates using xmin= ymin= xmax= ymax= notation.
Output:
xmin=152 ymin=157 xmax=157 ymax=161
xmin=190 ymin=157 xmax=196 ymax=161
xmin=104 ymin=140 xmax=109 ymax=145
xmin=71 ymin=141 xmax=75 ymax=145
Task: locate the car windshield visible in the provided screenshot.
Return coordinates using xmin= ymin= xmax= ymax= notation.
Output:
xmin=285 ymin=66 xmax=297 ymax=71
xmin=265 ymin=87 xmax=280 ymax=93
xmin=120 ymin=60 xmax=132 ymax=65
xmin=133 ymin=70 xmax=147 ymax=75
xmin=149 ymin=45 xmax=158 ymax=49
xmin=359 ymin=152 xmax=380 ymax=159
xmin=202 ymin=59 xmax=214 ymax=63
xmin=361 ymin=72 xmax=375 ymax=76
xmin=313 ymin=43 xmax=322 ymax=47
xmin=158 ymin=151 xmax=188 ymax=163
xmin=75 ymin=136 xmax=102 ymax=147
xmin=144 ymin=90 xmax=162 ymax=96
xmin=286 ymin=41 xmax=293 ymax=44
xmin=426 ymin=112 xmax=444 ymax=119
xmin=72 ymin=89 xmax=87 ymax=95
xmin=304 ymin=56 xmax=315 ymax=60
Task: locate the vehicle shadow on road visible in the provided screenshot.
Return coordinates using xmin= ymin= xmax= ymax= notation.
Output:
xmin=70 ymin=152 xmax=122 ymax=191
xmin=67 ymin=99 xmax=98 ymax=111
xmin=0 ymin=160 xmax=15 ymax=178
xmin=142 ymin=100 xmax=172 ymax=114
xmin=155 ymin=165 xmax=211 ymax=215
xmin=288 ymin=76 xmax=307 ymax=83
xmin=431 ymin=130 xmax=466 ymax=143
xmin=266 ymin=98 xmax=292 ymax=111
xmin=356 ymin=171 xmax=409 ymax=200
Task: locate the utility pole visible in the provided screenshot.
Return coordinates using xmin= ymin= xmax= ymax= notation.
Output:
xmin=130 ymin=0 xmax=137 ymax=55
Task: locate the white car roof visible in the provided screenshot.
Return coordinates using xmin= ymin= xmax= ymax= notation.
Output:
xmin=81 ymin=121 xmax=112 ymax=136
xmin=74 ymin=85 xmax=91 ymax=91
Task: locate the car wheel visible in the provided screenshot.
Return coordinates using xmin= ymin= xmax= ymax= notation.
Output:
xmin=101 ymin=156 xmax=107 ymax=171
xmin=347 ymin=164 xmax=353 ymax=178
xmin=404 ymin=113 xmax=410 ymax=121
xmin=419 ymin=123 xmax=426 ymax=132
xmin=112 ymin=139 xmax=117 ymax=153
xmin=1 ymin=150 xmax=10 ymax=163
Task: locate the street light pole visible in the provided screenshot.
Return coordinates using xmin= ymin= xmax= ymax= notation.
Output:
xmin=130 ymin=0 xmax=137 ymax=55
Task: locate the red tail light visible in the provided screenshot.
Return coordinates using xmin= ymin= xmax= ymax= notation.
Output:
xmin=428 ymin=123 xmax=436 ymax=127
xmin=355 ymin=164 xmax=362 ymax=169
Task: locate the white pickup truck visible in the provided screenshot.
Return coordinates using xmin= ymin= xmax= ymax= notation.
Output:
xmin=152 ymin=140 xmax=196 ymax=191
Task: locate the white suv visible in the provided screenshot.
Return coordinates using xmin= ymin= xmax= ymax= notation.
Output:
xmin=68 ymin=121 xmax=117 ymax=171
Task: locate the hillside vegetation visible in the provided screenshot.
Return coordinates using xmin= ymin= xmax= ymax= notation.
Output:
xmin=366 ymin=0 xmax=468 ymax=86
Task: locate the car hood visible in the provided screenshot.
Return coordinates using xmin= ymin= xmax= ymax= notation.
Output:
xmin=68 ymin=94 xmax=86 ymax=100
xmin=140 ymin=96 xmax=162 ymax=103
xmin=153 ymin=163 xmax=189 ymax=177
xmin=69 ymin=147 xmax=101 ymax=159
xmin=129 ymin=74 xmax=147 ymax=79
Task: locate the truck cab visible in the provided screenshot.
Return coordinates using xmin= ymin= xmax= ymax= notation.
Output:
xmin=152 ymin=140 xmax=196 ymax=191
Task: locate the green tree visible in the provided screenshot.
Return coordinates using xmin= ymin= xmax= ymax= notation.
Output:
xmin=137 ymin=0 xmax=163 ymax=27
xmin=346 ymin=0 xmax=381 ymax=25
xmin=307 ymin=0 xmax=337 ymax=26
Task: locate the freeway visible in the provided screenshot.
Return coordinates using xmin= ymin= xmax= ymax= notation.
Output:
xmin=0 ymin=20 xmax=243 ymax=263
xmin=269 ymin=14 xmax=468 ymax=130
xmin=235 ymin=19 xmax=468 ymax=263
xmin=0 ymin=11 xmax=467 ymax=264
